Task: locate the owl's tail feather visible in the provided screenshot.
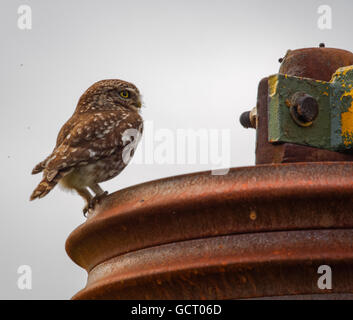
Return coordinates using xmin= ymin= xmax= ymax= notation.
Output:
xmin=32 ymin=160 xmax=46 ymax=175
xmin=30 ymin=174 xmax=61 ymax=201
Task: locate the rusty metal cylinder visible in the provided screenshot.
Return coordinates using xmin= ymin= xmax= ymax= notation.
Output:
xmin=66 ymin=47 xmax=353 ymax=299
xmin=66 ymin=163 xmax=353 ymax=299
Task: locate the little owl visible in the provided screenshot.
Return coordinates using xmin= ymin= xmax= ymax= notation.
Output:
xmin=30 ymin=79 xmax=143 ymax=215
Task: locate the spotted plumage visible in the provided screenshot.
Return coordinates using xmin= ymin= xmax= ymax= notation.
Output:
xmin=30 ymin=79 xmax=143 ymax=215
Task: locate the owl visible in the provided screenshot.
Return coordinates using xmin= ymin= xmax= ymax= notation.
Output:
xmin=30 ymin=79 xmax=143 ymax=215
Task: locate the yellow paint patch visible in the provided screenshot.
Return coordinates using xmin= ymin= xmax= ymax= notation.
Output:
xmin=341 ymin=87 xmax=353 ymax=146
xmin=330 ymin=65 xmax=353 ymax=82
xmin=268 ymin=75 xmax=278 ymax=97
xmin=343 ymin=65 xmax=353 ymax=75
xmin=340 ymin=87 xmax=353 ymax=101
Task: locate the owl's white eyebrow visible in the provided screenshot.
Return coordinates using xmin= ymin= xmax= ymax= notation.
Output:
xmin=125 ymin=88 xmax=139 ymax=94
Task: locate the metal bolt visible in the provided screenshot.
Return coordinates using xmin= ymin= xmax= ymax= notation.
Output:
xmin=240 ymin=111 xmax=252 ymax=128
xmin=290 ymin=93 xmax=319 ymax=127
xmin=240 ymin=107 xmax=257 ymax=129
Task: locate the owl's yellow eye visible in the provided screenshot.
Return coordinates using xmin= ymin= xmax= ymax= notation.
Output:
xmin=120 ymin=90 xmax=130 ymax=99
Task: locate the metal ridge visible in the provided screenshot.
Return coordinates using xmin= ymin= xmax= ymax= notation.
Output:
xmin=66 ymin=162 xmax=353 ymax=272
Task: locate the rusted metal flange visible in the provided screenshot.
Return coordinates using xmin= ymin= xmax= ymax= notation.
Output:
xmin=73 ymin=230 xmax=353 ymax=300
xmin=66 ymin=162 xmax=353 ymax=299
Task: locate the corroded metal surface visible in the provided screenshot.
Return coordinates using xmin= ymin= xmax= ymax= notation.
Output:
xmin=255 ymin=47 xmax=353 ymax=164
xmin=73 ymin=230 xmax=353 ymax=300
xmin=268 ymin=65 xmax=353 ymax=152
xmin=66 ymin=162 xmax=353 ymax=299
xmin=256 ymin=77 xmax=353 ymax=164
xmin=279 ymin=47 xmax=353 ymax=82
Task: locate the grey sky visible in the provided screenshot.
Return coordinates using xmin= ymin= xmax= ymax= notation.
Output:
xmin=1 ymin=0 xmax=351 ymax=299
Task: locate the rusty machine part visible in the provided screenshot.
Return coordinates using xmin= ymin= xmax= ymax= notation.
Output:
xmin=66 ymin=45 xmax=353 ymax=300
xmin=240 ymin=44 xmax=353 ymax=164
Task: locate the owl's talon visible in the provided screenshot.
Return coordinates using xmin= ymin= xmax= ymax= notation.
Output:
xmin=86 ymin=191 xmax=108 ymax=213
xmin=93 ymin=191 xmax=108 ymax=204
xmin=83 ymin=205 xmax=89 ymax=217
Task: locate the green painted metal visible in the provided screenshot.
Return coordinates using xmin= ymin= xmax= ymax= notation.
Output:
xmin=268 ymin=65 xmax=353 ymax=152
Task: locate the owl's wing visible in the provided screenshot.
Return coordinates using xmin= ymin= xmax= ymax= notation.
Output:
xmin=32 ymin=117 xmax=79 ymax=175
xmin=43 ymin=111 xmax=143 ymax=181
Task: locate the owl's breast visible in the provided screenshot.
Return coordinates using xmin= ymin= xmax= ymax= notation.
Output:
xmin=60 ymin=153 xmax=127 ymax=189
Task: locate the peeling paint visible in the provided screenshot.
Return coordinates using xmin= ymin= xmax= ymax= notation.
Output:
xmin=340 ymin=88 xmax=353 ymax=146
xmin=268 ymin=65 xmax=353 ymax=152
xmin=268 ymin=75 xmax=278 ymax=97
